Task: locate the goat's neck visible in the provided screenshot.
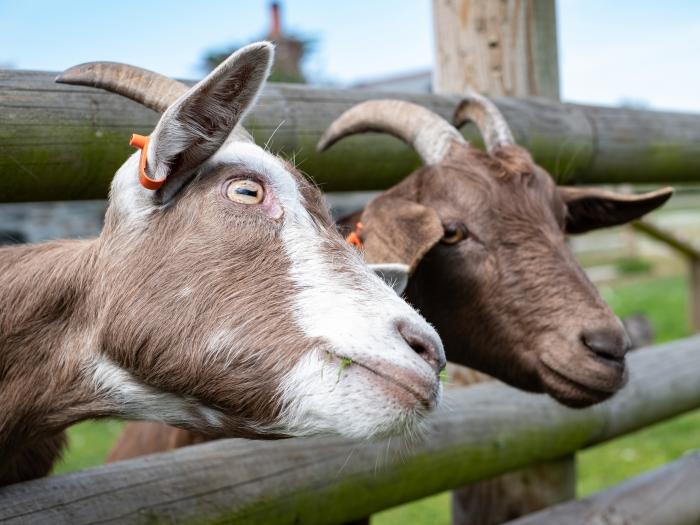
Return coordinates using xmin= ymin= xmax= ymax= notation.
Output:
xmin=0 ymin=239 xmax=109 ymax=481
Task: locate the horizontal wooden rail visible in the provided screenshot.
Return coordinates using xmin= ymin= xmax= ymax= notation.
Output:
xmin=2 ymin=70 xmax=700 ymax=202
xmin=506 ymin=452 xmax=700 ymax=525
xmin=633 ymin=220 xmax=700 ymax=261
xmin=1 ymin=335 xmax=700 ymax=524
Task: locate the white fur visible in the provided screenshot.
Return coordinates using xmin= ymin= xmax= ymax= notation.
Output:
xmin=87 ymin=356 xmax=223 ymax=429
xmin=275 ymin=350 xmax=422 ymax=439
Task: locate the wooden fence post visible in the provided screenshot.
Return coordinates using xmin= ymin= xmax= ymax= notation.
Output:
xmin=432 ymin=1 xmax=576 ymax=523
xmin=432 ymin=0 xmax=559 ymax=99
xmin=690 ymin=260 xmax=700 ymax=332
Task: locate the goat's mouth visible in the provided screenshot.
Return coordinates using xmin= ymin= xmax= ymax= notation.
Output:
xmin=327 ymin=353 xmax=440 ymax=412
xmin=538 ymin=350 xmax=628 ymax=408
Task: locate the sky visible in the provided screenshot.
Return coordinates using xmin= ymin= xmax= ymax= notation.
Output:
xmin=0 ymin=0 xmax=698 ymax=112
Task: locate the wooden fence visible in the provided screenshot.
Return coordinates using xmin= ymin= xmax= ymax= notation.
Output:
xmin=2 ymin=70 xmax=700 ymax=202
xmin=1 ymin=336 xmax=699 ymax=524
xmin=505 ymin=451 xmax=700 ymax=525
xmin=2 ymin=65 xmax=700 ymax=524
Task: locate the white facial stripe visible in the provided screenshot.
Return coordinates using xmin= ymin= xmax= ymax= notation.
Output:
xmin=87 ymin=356 xmax=223 ymax=429
xmin=208 ymin=141 xmax=443 ymax=438
xmin=210 ymin=142 xmax=437 ymax=370
xmin=282 ymin=211 xmax=437 ymax=376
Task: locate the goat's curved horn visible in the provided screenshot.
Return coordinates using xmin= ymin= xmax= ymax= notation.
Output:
xmin=452 ymin=90 xmax=515 ymax=154
xmin=317 ymin=100 xmax=465 ymax=165
xmin=56 ymin=62 xmax=188 ymax=113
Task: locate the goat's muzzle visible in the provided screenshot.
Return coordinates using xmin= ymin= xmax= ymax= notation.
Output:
xmin=537 ymin=318 xmax=631 ymax=408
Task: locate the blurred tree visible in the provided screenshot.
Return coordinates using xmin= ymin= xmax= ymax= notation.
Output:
xmin=202 ymin=2 xmax=313 ymax=83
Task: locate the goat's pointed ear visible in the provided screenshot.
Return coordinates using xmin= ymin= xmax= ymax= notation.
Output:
xmin=357 ymin=194 xmax=444 ymax=274
xmin=560 ymin=186 xmax=673 ymax=234
xmin=146 ymin=42 xmax=273 ymax=200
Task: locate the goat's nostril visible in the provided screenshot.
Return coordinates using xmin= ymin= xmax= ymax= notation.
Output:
xmin=397 ymin=322 xmax=446 ymax=373
xmin=581 ymin=326 xmax=629 ymax=361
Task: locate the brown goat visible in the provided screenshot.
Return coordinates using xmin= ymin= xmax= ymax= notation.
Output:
xmin=103 ymin=92 xmax=670 ymax=463
xmin=321 ymin=98 xmax=669 ymax=524
xmin=322 ymin=98 xmax=672 ymax=525
xmin=0 ymin=44 xmax=446 ymax=485
xmin=322 ymin=97 xmax=671 ymax=407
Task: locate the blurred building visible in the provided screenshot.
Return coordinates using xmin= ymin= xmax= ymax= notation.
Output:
xmin=352 ymin=70 xmax=432 ymax=93
xmin=203 ymin=2 xmax=310 ymax=84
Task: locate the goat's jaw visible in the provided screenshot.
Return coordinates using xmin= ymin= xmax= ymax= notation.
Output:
xmin=272 ymin=350 xmax=441 ymax=440
xmin=538 ymin=348 xmax=628 ymax=408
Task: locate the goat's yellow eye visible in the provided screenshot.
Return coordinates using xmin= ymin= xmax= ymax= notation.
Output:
xmin=441 ymin=223 xmax=468 ymax=245
xmin=226 ymin=179 xmax=264 ymax=204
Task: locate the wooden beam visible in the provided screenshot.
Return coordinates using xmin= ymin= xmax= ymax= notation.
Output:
xmin=432 ymin=0 xmax=560 ymax=99
xmin=2 ymin=70 xmax=700 ymax=203
xmin=1 ymin=336 xmax=700 ymax=524
xmin=691 ymin=261 xmax=700 ymax=333
xmin=632 ymin=220 xmax=700 ymax=261
xmin=504 ymin=452 xmax=700 ymax=525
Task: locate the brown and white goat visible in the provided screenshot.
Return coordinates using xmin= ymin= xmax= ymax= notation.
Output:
xmin=0 ymin=43 xmax=446 ymax=485
xmin=60 ymin=72 xmax=670 ymax=461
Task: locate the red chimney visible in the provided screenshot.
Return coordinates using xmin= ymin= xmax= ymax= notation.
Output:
xmin=270 ymin=2 xmax=281 ymax=38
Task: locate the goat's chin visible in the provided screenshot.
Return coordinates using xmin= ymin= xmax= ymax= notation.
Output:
xmin=538 ymin=350 xmax=628 ymax=408
xmin=274 ymin=351 xmax=441 ymax=440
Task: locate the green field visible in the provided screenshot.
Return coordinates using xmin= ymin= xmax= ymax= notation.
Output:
xmin=53 ymin=274 xmax=699 ymax=524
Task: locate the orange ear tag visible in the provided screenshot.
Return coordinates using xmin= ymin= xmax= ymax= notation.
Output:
xmin=346 ymin=222 xmax=364 ymax=248
xmin=129 ymin=134 xmax=165 ymax=190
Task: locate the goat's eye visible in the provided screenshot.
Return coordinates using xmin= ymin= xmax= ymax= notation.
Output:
xmin=226 ymin=179 xmax=264 ymax=204
xmin=441 ymin=223 xmax=469 ymax=245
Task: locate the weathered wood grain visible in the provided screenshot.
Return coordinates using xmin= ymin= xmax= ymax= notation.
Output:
xmin=451 ymin=458 xmax=575 ymax=525
xmin=432 ymin=0 xmax=560 ymax=99
xmin=2 ymin=70 xmax=700 ymax=202
xmin=1 ymin=336 xmax=699 ymax=524
xmin=504 ymin=452 xmax=700 ymax=525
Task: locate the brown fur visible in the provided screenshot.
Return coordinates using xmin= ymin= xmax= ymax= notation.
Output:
xmin=368 ymin=143 xmax=669 ymax=406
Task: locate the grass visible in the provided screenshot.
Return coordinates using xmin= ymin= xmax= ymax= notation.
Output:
xmin=615 ymin=256 xmax=654 ymax=276
xmin=52 ymin=419 xmax=126 ymax=475
xmin=598 ymin=274 xmax=690 ymax=343
xmin=52 ymin=274 xmax=698 ymax=524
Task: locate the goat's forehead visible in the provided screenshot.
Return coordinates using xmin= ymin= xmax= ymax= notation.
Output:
xmin=450 ymin=158 xmax=554 ymax=192
xmin=412 ymin=162 xmax=561 ymax=224
xmin=207 ymin=142 xmax=307 ymax=216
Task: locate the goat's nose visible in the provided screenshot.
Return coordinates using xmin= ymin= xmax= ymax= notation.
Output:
xmin=397 ymin=321 xmax=446 ymax=374
xmin=581 ymin=323 xmax=631 ymax=361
